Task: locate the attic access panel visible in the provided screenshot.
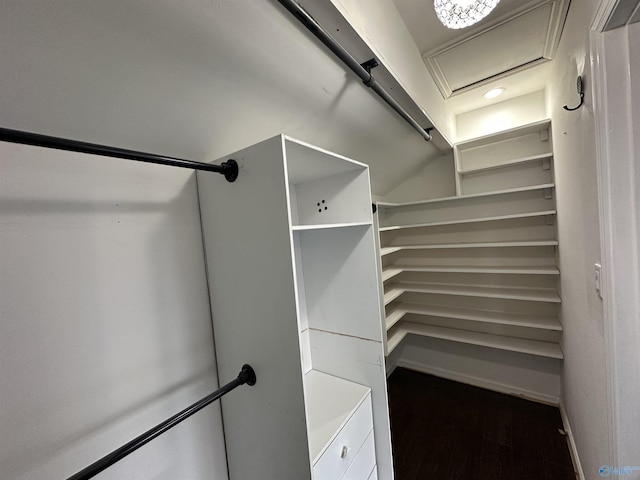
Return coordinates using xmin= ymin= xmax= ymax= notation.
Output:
xmin=424 ymin=0 xmax=569 ymax=98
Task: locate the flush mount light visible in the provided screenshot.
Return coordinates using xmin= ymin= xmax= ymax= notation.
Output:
xmin=483 ymin=87 xmax=505 ymax=99
xmin=434 ymin=0 xmax=500 ymax=29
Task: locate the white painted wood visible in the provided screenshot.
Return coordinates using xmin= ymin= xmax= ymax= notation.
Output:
xmin=393 ymin=303 xmax=562 ymax=331
xmin=460 ymin=160 xmax=555 ymax=195
xmin=385 ymin=306 xmax=408 ymax=331
xmin=198 ymin=136 xmax=312 ymax=480
xmin=379 ymin=187 xmax=555 ymax=226
xmin=312 ymin=395 xmax=372 ymax=479
xmin=308 ymin=329 xmax=393 ymax=480
xmin=387 ymin=328 xmax=409 ymax=354
xmin=343 ymin=431 xmax=376 ymax=480
xmin=383 ymin=287 xmax=404 ymax=306
xmin=460 ymin=153 xmax=553 ymax=175
xmin=455 ymin=119 xmax=552 ymax=148
xmin=559 ymin=402 xmax=586 ymax=480
xmin=199 ymin=135 xmax=393 ymax=480
xmin=390 ymin=323 xmax=564 ymax=359
xmin=383 ymin=265 xmax=559 ymax=276
xmin=303 ymin=370 xmax=370 ymax=464
xmin=379 ymin=210 xmax=556 ymax=231
xmin=386 ymin=240 xmax=558 ymax=250
xmin=297 ymin=227 xmax=381 ymax=341
xmin=376 ymin=183 xmax=555 ymax=208
xmin=292 ymin=222 xmax=372 ymax=231
xmin=387 ymin=282 xmax=561 ymax=303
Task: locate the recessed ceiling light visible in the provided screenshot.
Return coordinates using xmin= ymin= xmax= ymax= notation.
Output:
xmin=483 ymin=87 xmax=505 ymax=99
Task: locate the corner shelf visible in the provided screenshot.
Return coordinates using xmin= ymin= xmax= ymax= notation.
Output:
xmin=387 ymin=322 xmax=563 ymax=359
xmin=384 ymin=240 xmax=558 ymax=250
xmin=385 ymin=282 xmax=561 ymax=303
xmin=292 ymin=221 xmax=371 ymax=231
xmin=382 ymin=265 xmax=560 ymax=277
xmin=459 ymin=153 xmax=552 ymax=175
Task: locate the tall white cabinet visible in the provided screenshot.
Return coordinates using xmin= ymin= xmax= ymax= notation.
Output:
xmin=197 ymin=135 xmax=393 ymax=480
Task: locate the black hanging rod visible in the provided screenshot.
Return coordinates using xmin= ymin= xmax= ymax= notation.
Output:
xmin=66 ymin=364 xmax=256 ymax=480
xmin=276 ymin=0 xmax=433 ymax=142
xmin=0 ymin=127 xmax=239 ymax=182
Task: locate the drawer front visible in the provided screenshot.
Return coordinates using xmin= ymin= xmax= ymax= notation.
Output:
xmin=367 ymin=465 xmax=378 ymax=480
xmin=343 ymin=429 xmax=376 ymax=480
xmin=313 ymin=394 xmax=373 ymax=480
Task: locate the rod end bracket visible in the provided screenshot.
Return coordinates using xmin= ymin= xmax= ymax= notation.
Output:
xmin=220 ymin=159 xmax=239 ymax=182
xmin=239 ymin=364 xmax=257 ymax=386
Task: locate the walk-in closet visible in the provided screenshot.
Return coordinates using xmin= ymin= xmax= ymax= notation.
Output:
xmin=2 ymin=1 xmax=639 ymax=480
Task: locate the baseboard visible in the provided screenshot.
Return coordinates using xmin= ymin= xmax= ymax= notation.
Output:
xmin=396 ymin=359 xmax=560 ymax=406
xmin=385 ymin=358 xmax=399 ymax=378
xmin=559 ymin=402 xmax=585 ymax=480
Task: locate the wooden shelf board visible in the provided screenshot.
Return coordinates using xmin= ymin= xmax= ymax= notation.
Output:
xmin=381 ymin=268 xmax=403 ymax=282
xmin=377 ymin=183 xmax=555 ymax=208
xmin=379 ymin=210 xmax=556 ymax=232
xmin=386 ymin=328 xmax=408 ymax=354
xmin=292 ymin=221 xmax=371 ymax=231
xmin=383 ymin=265 xmax=560 ymax=276
xmin=380 ymin=246 xmax=402 ymax=256
xmin=383 ymin=287 xmax=404 ymax=305
xmin=389 ymin=321 xmax=563 ymax=359
xmin=385 ymin=306 xmax=408 ymax=331
xmin=386 ymin=240 xmax=558 ymax=251
xmin=394 ymin=302 xmax=562 ymax=330
xmin=456 ymin=119 xmax=552 ymax=148
xmin=388 ymin=282 xmax=561 ymax=303
xmin=459 ymin=153 xmax=552 ymax=175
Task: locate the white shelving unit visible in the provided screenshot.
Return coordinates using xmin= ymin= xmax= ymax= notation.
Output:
xmin=198 ymin=135 xmax=392 ymax=480
xmin=376 ymin=120 xmax=562 ymax=363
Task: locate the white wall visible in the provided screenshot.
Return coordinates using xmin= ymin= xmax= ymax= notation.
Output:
xmin=456 ymin=90 xmax=547 ymax=141
xmin=546 ymin=0 xmax=610 ymax=477
xmin=380 ymin=153 xmax=456 ymax=203
xmin=0 ymin=143 xmax=228 ymax=480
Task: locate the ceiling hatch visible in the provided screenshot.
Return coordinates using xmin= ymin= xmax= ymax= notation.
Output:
xmin=424 ymin=0 xmax=569 ymax=98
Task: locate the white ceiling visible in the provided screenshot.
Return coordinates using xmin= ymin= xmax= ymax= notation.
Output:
xmin=392 ymin=0 xmax=570 ymax=114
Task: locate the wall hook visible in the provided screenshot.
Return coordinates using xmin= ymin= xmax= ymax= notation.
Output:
xmin=563 ymin=75 xmax=584 ymax=111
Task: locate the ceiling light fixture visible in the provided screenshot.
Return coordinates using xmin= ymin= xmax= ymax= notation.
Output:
xmin=483 ymin=87 xmax=505 ymax=99
xmin=434 ymin=0 xmax=501 ymax=29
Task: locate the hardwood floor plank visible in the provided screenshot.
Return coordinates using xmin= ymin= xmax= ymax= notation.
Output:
xmin=388 ymin=368 xmax=575 ymax=480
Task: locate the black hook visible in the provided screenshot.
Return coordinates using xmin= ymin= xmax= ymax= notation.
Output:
xmin=563 ymin=76 xmax=584 ymax=111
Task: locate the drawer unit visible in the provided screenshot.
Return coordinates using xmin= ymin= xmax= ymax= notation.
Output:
xmin=343 ymin=430 xmax=376 ymax=480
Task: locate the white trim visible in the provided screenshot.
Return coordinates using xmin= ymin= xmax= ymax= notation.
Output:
xmin=589 ymin=26 xmax=619 ymax=470
xmin=559 ymin=402 xmax=586 ymax=480
xmin=395 ymin=359 xmax=560 ymax=405
xmin=591 ymin=0 xmax=626 ymax=31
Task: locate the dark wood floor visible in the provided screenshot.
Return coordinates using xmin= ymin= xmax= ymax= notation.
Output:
xmin=388 ymin=368 xmax=576 ymax=480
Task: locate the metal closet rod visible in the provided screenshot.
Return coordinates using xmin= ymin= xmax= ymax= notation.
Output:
xmin=66 ymin=364 xmax=257 ymax=480
xmin=276 ymin=0 xmax=433 ymax=142
xmin=0 ymin=127 xmax=239 ymax=182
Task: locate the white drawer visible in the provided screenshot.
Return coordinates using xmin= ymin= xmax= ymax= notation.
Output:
xmin=313 ymin=393 xmax=373 ymax=480
xmin=367 ymin=465 xmax=378 ymax=480
xmin=342 ymin=429 xmax=376 ymax=480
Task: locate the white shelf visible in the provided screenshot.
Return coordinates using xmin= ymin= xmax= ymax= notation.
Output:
xmin=377 ymin=183 xmax=555 ymax=208
xmin=386 ymin=328 xmax=409 ymax=354
xmin=303 ymin=370 xmax=371 ymax=464
xmin=387 ymin=282 xmax=561 ymax=303
xmin=387 ymin=322 xmax=563 ymax=359
xmin=385 ymin=240 xmax=558 ymax=250
xmin=456 ymin=119 xmax=552 ymax=149
xmin=381 ymin=268 xmax=403 ymax=282
xmin=383 ymin=287 xmax=404 ymax=305
xmin=382 ymin=265 xmax=559 ymax=277
xmin=379 ymin=210 xmax=556 ymax=232
xmin=380 ymin=246 xmax=402 ymax=256
xmin=390 ymin=303 xmax=562 ymax=331
xmin=459 ymin=153 xmax=552 ymax=175
xmin=385 ymin=305 xmax=408 ymax=330
xmin=292 ymin=221 xmax=371 ymax=231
